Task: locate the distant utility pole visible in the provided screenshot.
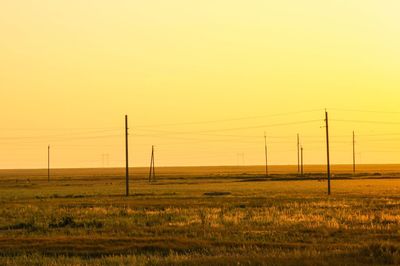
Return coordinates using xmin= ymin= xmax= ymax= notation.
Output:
xmin=300 ymin=146 xmax=304 ymax=177
xmin=325 ymin=110 xmax=331 ymax=195
xmin=125 ymin=115 xmax=129 ymax=196
xmin=149 ymin=145 xmax=156 ymax=182
xmin=353 ymin=131 xmax=356 ymax=176
xmin=297 ymin=133 xmax=300 ymax=175
xmin=101 ymin=153 xmax=110 ymax=168
xmin=48 ymin=145 xmax=50 ymax=182
xmin=264 ymin=132 xmax=268 ymax=177
xmin=237 ymin=153 xmax=245 ymax=166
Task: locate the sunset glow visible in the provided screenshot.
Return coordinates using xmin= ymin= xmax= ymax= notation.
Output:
xmin=1 ymin=1 xmax=400 ymax=168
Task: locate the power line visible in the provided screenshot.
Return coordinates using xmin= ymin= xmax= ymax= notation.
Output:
xmin=357 ymin=133 xmax=400 ymax=137
xmin=133 ymin=109 xmax=324 ymax=128
xmin=133 ymin=119 xmax=322 ymax=135
xmin=0 ymin=129 xmax=121 ymax=141
xmin=356 ymin=138 xmax=400 ymax=142
xmin=161 ymin=120 xmax=323 ymax=134
xmin=332 ymin=119 xmax=400 ymax=125
xmin=330 ymin=108 xmax=400 ymax=114
xmin=360 ymin=150 xmax=400 ymax=153
xmin=133 ymin=134 xmax=262 ymax=144
xmin=134 ymin=130 xmax=344 ymax=140
xmin=0 ymin=134 xmax=121 ymax=144
xmin=0 ymin=127 xmax=121 ymax=131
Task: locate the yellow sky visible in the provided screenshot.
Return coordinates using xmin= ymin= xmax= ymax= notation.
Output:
xmin=1 ymin=1 xmax=400 ymax=168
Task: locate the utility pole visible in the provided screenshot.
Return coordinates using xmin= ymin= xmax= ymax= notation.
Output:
xmin=149 ymin=145 xmax=156 ymax=182
xmin=264 ymin=132 xmax=268 ymax=177
xmin=325 ymin=110 xmax=331 ymax=195
xmin=300 ymin=146 xmax=304 ymax=177
xmin=48 ymin=145 xmax=50 ymax=182
xmin=152 ymin=146 xmax=155 ymax=182
xmin=297 ymin=133 xmax=300 ymax=175
xmin=353 ymin=131 xmax=356 ymax=176
xmin=125 ymin=115 xmax=129 ymax=196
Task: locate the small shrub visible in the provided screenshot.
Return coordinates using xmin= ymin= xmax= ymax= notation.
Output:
xmin=49 ymin=216 xmax=103 ymax=229
xmin=8 ymin=221 xmax=37 ymax=231
xmin=49 ymin=216 xmax=77 ymax=228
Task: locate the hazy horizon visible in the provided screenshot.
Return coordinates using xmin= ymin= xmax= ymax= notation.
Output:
xmin=2 ymin=163 xmax=400 ymax=172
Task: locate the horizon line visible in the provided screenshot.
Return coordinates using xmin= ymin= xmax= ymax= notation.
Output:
xmin=1 ymin=163 xmax=399 ymax=171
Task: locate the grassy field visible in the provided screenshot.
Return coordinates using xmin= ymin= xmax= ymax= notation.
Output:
xmin=1 ymin=165 xmax=400 ymax=265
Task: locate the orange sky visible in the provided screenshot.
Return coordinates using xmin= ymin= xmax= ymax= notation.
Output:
xmin=1 ymin=1 xmax=400 ymax=168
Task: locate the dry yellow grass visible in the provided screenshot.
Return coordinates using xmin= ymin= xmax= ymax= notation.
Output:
xmin=0 ymin=166 xmax=400 ymax=265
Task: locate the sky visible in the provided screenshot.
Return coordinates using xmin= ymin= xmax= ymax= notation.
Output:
xmin=1 ymin=1 xmax=400 ymax=169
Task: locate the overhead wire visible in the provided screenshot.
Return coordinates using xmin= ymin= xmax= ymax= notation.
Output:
xmin=1 ymin=108 xmax=400 ymax=167
xmin=331 ymin=119 xmax=400 ymax=125
xmin=329 ymin=108 xmax=400 ymax=114
xmin=0 ymin=126 xmax=121 ymax=131
xmin=0 ymin=134 xmax=122 ymax=145
xmin=0 ymin=129 xmax=121 ymax=141
xmin=133 ymin=108 xmax=324 ymax=128
xmin=137 ymin=119 xmax=324 ymax=134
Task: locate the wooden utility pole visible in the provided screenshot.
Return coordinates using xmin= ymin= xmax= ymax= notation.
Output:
xmin=264 ymin=132 xmax=268 ymax=177
xmin=125 ymin=115 xmax=129 ymax=196
xmin=149 ymin=145 xmax=156 ymax=182
xmin=48 ymin=145 xmax=50 ymax=182
xmin=152 ymin=146 xmax=155 ymax=182
xmin=297 ymin=133 xmax=300 ymax=175
xmin=325 ymin=110 xmax=331 ymax=195
xmin=353 ymin=131 xmax=356 ymax=176
xmin=300 ymin=146 xmax=304 ymax=176
xmin=149 ymin=147 xmax=153 ymax=182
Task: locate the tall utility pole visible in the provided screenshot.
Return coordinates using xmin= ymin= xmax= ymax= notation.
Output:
xmin=353 ymin=131 xmax=356 ymax=176
xmin=300 ymin=146 xmax=304 ymax=176
xmin=125 ymin=115 xmax=129 ymax=196
xmin=152 ymin=146 xmax=155 ymax=182
xmin=48 ymin=145 xmax=50 ymax=182
xmin=149 ymin=145 xmax=156 ymax=182
xmin=297 ymin=133 xmax=300 ymax=175
xmin=325 ymin=110 xmax=331 ymax=195
xmin=264 ymin=132 xmax=268 ymax=177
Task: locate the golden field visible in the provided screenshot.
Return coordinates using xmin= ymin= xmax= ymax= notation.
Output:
xmin=0 ymin=165 xmax=400 ymax=265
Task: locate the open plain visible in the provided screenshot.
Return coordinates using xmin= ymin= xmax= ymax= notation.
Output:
xmin=0 ymin=165 xmax=400 ymax=265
